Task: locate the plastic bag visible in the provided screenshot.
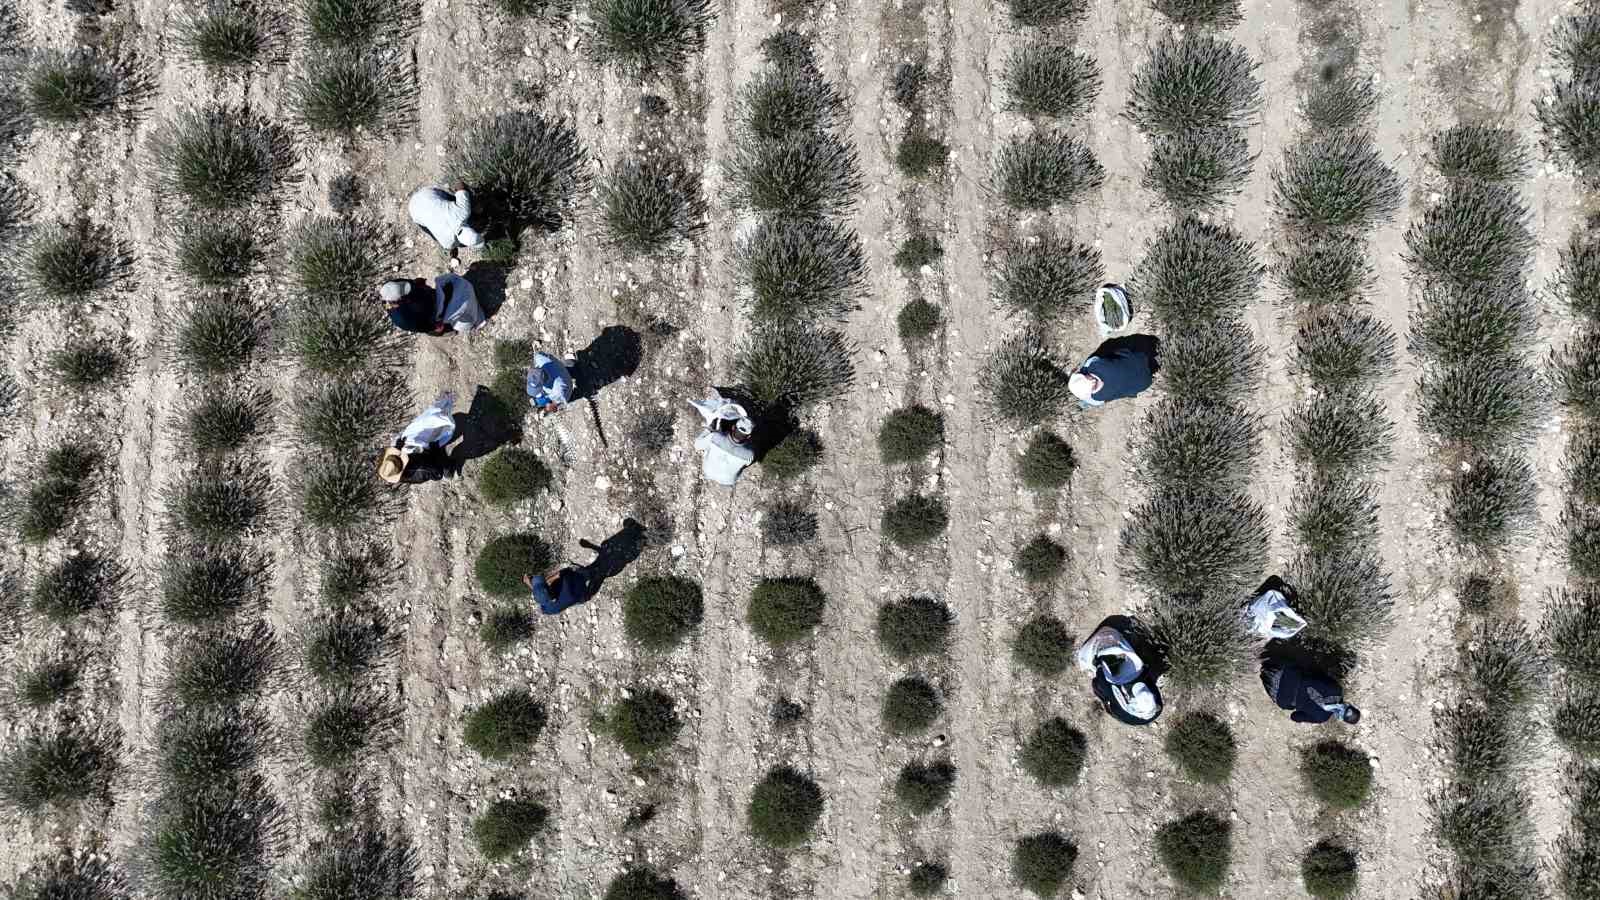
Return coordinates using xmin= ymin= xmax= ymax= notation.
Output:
xmin=400 ymin=392 xmax=456 ymax=451
xmin=688 ymin=390 xmax=747 ymax=429
xmin=1075 ymin=625 xmax=1144 ymax=684
xmin=1094 ymin=283 xmax=1133 ymax=336
xmin=1246 ymin=590 xmax=1307 ymax=640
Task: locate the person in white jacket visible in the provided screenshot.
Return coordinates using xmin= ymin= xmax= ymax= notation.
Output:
xmin=688 ymin=390 xmax=755 ymax=486
xmin=408 ymin=182 xmax=485 ymax=252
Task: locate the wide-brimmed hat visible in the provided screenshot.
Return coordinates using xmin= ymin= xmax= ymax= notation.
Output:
xmin=380 ymin=280 xmax=412 ymax=303
xmin=377 ymin=447 xmax=407 ymax=484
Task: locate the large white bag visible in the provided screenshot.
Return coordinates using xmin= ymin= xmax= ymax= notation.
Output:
xmin=1246 ymin=589 xmax=1307 ymax=640
xmin=400 ymin=392 xmax=456 ymax=451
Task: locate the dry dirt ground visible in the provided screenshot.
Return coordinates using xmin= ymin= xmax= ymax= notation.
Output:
xmin=0 ymin=0 xmax=1588 ymax=897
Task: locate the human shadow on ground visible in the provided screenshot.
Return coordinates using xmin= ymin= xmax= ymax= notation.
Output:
xmin=570 ymin=325 xmax=643 ymax=403
xmin=1088 ymin=333 xmax=1163 ymax=373
xmin=464 ymin=262 xmax=510 ymax=321
xmin=578 ymin=518 xmax=647 ymax=593
xmin=449 ymin=385 xmax=524 ymax=471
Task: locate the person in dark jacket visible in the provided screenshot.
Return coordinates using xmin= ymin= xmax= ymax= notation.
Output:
xmin=1069 ymin=335 xmax=1160 ymax=407
xmin=1261 ymin=661 xmax=1361 ymax=724
xmin=522 ymin=568 xmax=598 ymax=616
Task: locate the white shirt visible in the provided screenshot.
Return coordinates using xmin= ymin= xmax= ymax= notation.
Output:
xmin=695 ymin=430 xmax=754 ymax=486
xmin=408 ymin=187 xmax=471 ymax=250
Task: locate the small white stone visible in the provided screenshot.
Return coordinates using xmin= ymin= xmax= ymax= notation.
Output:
xmin=594 ymin=475 xmax=612 ymax=490
xmin=520 ymin=277 xmax=534 ymax=290
xmin=532 ymin=306 xmax=547 ymax=321
xmin=670 ymin=545 xmax=685 ymax=558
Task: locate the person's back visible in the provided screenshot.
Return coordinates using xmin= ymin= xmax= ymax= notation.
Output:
xmin=527 ymin=352 xmax=574 ymax=412
xmin=408 ymin=185 xmax=475 ymax=250
xmin=1265 ymin=662 xmax=1358 ymax=724
xmin=530 ymin=567 xmax=595 ymax=615
xmin=696 ymin=430 xmax=754 ymax=486
xmin=1081 ymin=344 xmax=1155 ymax=403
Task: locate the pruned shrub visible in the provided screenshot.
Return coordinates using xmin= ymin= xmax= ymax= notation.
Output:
xmin=24 ymin=220 xmax=129 ymax=302
xmin=1302 ymin=841 xmax=1358 ymax=898
xmin=1018 ymin=431 xmax=1075 ymax=490
xmin=737 ymin=217 xmax=864 ymax=322
xmin=1300 ymin=740 xmax=1372 ymax=808
xmin=1145 ymin=127 xmax=1253 ymax=211
xmin=623 ymin=575 xmax=703 ymax=650
xmin=761 ymin=430 xmax=822 ymax=479
xmin=895 ymin=233 xmax=943 ymax=269
xmin=996 ymin=131 xmax=1104 ymax=210
xmin=1126 ymin=35 xmax=1261 ymax=135
xmin=1156 ymin=811 xmax=1231 ymax=892
xmin=981 ymin=331 xmax=1073 ymax=425
xmin=1276 ymin=232 xmax=1371 ymax=306
xmin=883 ymin=676 xmax=942 ymax=735
xmin=289 ymin=52 xmax=413 ymax=136
xmin=1403 ymin=181 xmax=1533 ymax=287
xmin=451 ymin=111 xmax=587 ymax=234
xmin=1458 ymin=571 xmax=1510 ymax=615
xmin=605 ymin=866 xmax=685 ymax=900
xmin=1120 ymin=487 xmax=1269 ymax=596
xmin=587 ymin=0 xmax=713 ymax=78
xmin=1013 ymin=832 xmax=1077 ymax=898
xmin=731 ymin=130 xmax=862 ymax=220
xmin=50 ymin=339 xmax=123 ymax=390
xmin=1138 ymin=397 xmax=1258 ymax=490
xmin=883 ymin=493 xmax=949 ymax=548
xmin=1418 ymin=363 xmax=1541 ymax=448
xmin=891 ymin=59 xmax=929 ymax=110
xmin=761 ymin=498 xmax=818 ymax=546
xmin=1015 ymin=534 xmax=1067 ymax=584
xmin=475 ymin=533 xmax=557 ymax=597
xmin=1303 ymin=73 xmax=1377 ymax=129
xmin=1164 ymin=711 xmax=1235 ymax=784
xmin=295 ymin=378 xmax=407 ymax=453
xmin=879 ymin=405 xmax=943 ymax=464
xmin=148 ymin=775 xmax=282 ymax=899
xmin=1003 ymin=43 xmax=1100 ymax=120
xmin=1411 ymin=282 xmax=1537 ymax=365
xmin=33 ymin=553 xmax=125 ymax=621
xmin=160 ymin=546 xmax=265 ymax=625
xmin=1295 ymin=306 xmax=1396 ymax=387
xmin=287 ymin=214 xmax=400 ymax=299
xmin=464 ymin=689 xmax=546 ymax=760
xmin=15 ymin=447 xmax=97 ymax=542
xmin=1445 ymin=453 xmax=1538 ymax=548
xmin=1566 ymin=503 xmax=1600 ymax=581
xmin=0 ymin=725 xmax=115 ymax=812
xmin=1129 ymin=215 xmax=1261 ymax=328
xmin=1158 ymin=318 xmax=1264 ymax=400
xmin=1557 ymin=692 xmax=1600 ymax=756
xmin=898 ymin=299 xmax=943 ymax=342
xmin=166 ymin=462 xmax=270 ymax=542
xmin=153 ymin=706 xmax=267 ymax=790
xmin=1430 ymin=123 xmax=1528 ymax=182
xmin=304 ymin=0 xmax=418 ymax=46
xmin=1460 ymin=616 xmax=1546 ymax=708
xmin=180 ymin=0 xmax=282 ymax=72
xmin=321 ymin=543 xmax=391 ymax=606
xmin=9 ymin=851 xmax=125 ymax=900
xmin=747 ymin=577 xmax=826 ymax=646
xmin=167 ymin=622 xmax=280 ymax=707
xmin=748 ymin=766 xmax=822 ymax=849
xmin=1558 ymin=328 xmax=1600 ymax=418
xmin=894 ymin=759 xmax=955 ymax=814
xmin=16 ymin=659 xmax=78 ymax=708
xmin=1545 ymin=587 xmax=1600 ymax=680
xmin=1152 ymin=0 xmax=1241 ymax=27
xmin=304 ymin=694 xmax=395 ymax=768
xmin=472 ymin=798 xmax=548 ymax=861
xmin=1019 ymin=716 xmax=1086 ymax=787
xmin=288 ymin=295 xmax=400 ymax=376
xmin=479 ymin=605 xmax=535 ymax=651
xmin=303 ymin=608 xmax=392 ymax=684
xmin=1559 ymin=226 xmax=1600 ymax=321
xmin=907 ymin=861 xmax=948 ymax=896
xmin=24 ymin=52 xmax=128 ymax=123
xmin=876 ymin=596 xmax=953 ymax=660
xmin=1431 ymin=781 xmax=1535 ymax=871
xmin=1538 ymin=74 xmax=1600 ymax=176
xmin=292 ymin=829 xmax=418 ymax=900
xmin=1145 ymin=594 xmax=1253 ymax=689
xmin=1271 ymin=131 xmax=1402 ymax=230
xmin=897 ymin=133 xmax=949 ymax=177
xmin=1004 ymin=0 xmax=1088 ymax=27
xmin=1438 ymin=699 xmax=1524 ymax=781
xmin=173 ymin=216 xmax=264 ymax=285
xmin=996 ymin=230 xmax=1104 ymax=323
xmin=174 ymin=293 xmax=264 ymax=376
xmin=1287 ymin=549 xmax=1392 ymax=652
xmin=737 ymin=59 xmax=843 ymax=139
xmin=734 ymin=321 xmax=855 ymax=409
xmin=150 ymin=105 xmax=297 ymax=211
xmin=608 ymin=688 xmax=681 ymax=758
xmin=601 ymin=156 xmax=707 ymax=255
xmin=1286 ymin=392 xmax=1393 ymax=472
xmin=479 ymin=449 xmax=552 ymax=505
xmin=1011 ymin=614 xmax=1073 ymax=676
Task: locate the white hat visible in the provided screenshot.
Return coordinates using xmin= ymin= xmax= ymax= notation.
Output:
xmin=380 ymin=280 xmax=411 ymax=302
xmin=1068 ymin=372 xmax=1098 ymax=402
xmin=1122 ymin=683 xmax=1159 ymax=720
xmin=734 ymin=417 xmax=754 ymax=436
xmin=457 ymin=226 xmax=484 ymax=248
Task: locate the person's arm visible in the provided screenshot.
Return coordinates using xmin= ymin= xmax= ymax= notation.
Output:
xmin=1290 ymin=710 xmax=1314 ymax=723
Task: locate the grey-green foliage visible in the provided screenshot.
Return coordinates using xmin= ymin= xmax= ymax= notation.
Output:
xmin=736 ymin=58 xmax=843 ymax=140
xmin=736 ymin=217 xmax=864 ymax=322
xmin=1460 ymin=617 xmax=1546 ymax=708
xmin=149 ymin=105 xmax=299 ymax=211
xmin=294 ymin=377 xmax=408 ymax=452
xmin=586 ymin=0 xmax=714 ymax=79
xmin=1430 ymin=124 xmax=1529 ymax=182
xmin=1410 ymin=282 xmax=1538 ymax=365
xmin=1119 ymin=487 xmax=1269 ymax=597
xmin=287 ymin=214 xmax=400 ymax=299
xmin=1157 ymin=319 xmax=1264 ymax=401
xmin=1287 ymin=549 xmax=1392 ymax=652
xmin=734 ymin=322 xmax=855 ymax=409
xmin=1552 ymin=14 xmax=1600 ymax=72
xmin=179 ymin=0 xmax=284 ymax=72
xmin=601 ymin=155 xmax=707 ymax=255
xmin=24 ymin=220 xmax=131 ymax=302
xmin=996 ymin=230 xmax=1104 ymax=323
xmin=289 ymin=52 xmax=414 ymax=137
xmin=1126 ymin=34 xmax=1262 ymax=135
xmin=1418 ymin=363 xmax=1542 ymax=449
xmin=1276 ymin=233 xmax=1372 ymax=306
xmin=1146 ymin=594 xmax=1254 ymax=689
xmin=1558 ymin=227 xmax=1600 ymax=321
xmin=1303 ymin=73 xmax=1377 ymax=130
xmin=1002 ymin=44 xmax=1101 ymax=120
xmin=730 ymin=131 xmax=862 ymax=219
xmin=1271 ymin=131 xmax=1402 ymax=230
xmin=996 ymin=131 xmax=1104 ymax=210
xmin=980 ymin=331 xmax=1074 ymax=426
xmin=1290 ymin=474 xmax=1379 ymax=557
xmin=1536 ymin=72 xmax=1600 ymax=177
xmin=24 ymin=51 xmax=132 ymax=124
xmin=450 ymin=111 xmax=589 ymax=233
xmin=1446 ymin=453 xmax=1539 ymax=549
xmin=1285 ymin=392 xmax=1394 ymax=472
xmin=1295 ymin=306 xmax=1396 ymax=387
xmin=1545 ymin=587 xmax=1600 ymax=681
xmin=1135 ymin=397 xmax=1258 ymax=491
xmin=174 ymin=291 xmax=266 ymax=376
xmin=304 ymin=0 xmax=420 ymax=47
xmin=1144 ymin=127 xmax=1253 ymax=211
xmin=1556 ymin=328 xmax=1600 ymax=418
xmin=1403 ymin=180 xmax=1533 ymax=288
xmin=1129 ymin=215 xmax=1261 ymax=328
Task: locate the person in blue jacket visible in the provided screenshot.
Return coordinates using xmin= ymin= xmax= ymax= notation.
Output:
xmin=1069 ymin=335 xmax=1160 ymax=407
xmin=1261 ymin=661 xmax=1362 ymax=725
xmin=522 ymin=567 xmax=597 ymax=616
